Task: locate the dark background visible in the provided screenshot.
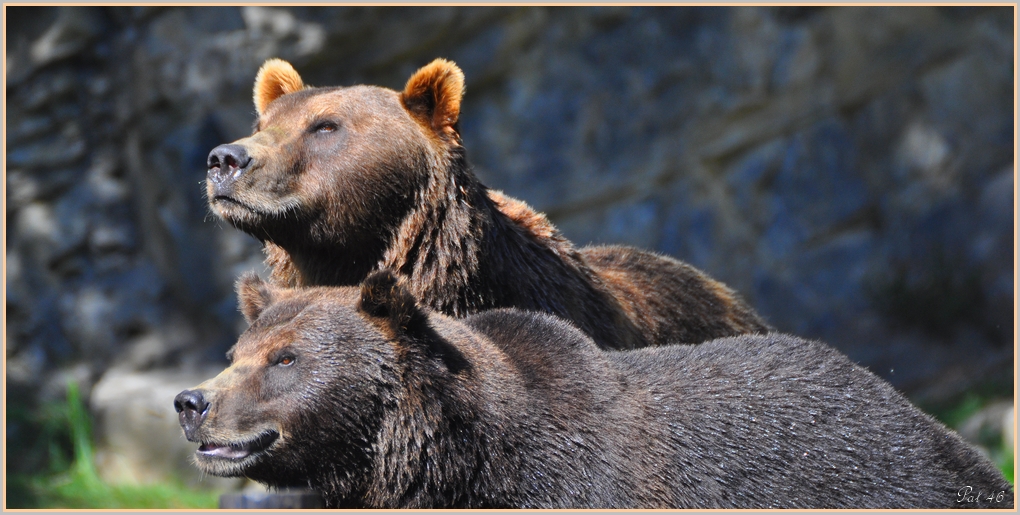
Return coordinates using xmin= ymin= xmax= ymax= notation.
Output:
xmin=5 ymin=5 xmax=1015 ymax=491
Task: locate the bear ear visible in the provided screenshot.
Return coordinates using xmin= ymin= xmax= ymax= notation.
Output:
xmin=236 ymin=271 xmax=275 ymax=323
xmin=359 ymin=269 xmax=470 ymax=374
xmin=400 ymin=58 xmax=465 ymax=141
xmin=358 ymin=269 xmax=427 ymax=333
xmin=253 ymin=58 xmax=305 ymax=116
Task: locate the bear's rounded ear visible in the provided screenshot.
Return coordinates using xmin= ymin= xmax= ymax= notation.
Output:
xmin=400 ymin=58 xmax=465 ymax=142
xmin=360 ymin=269 xmax=470 ymax=374
xmin=253 ymin=58 xmax=305 ymax=116
xmin=236 ymin=271 xmax=275 ymax=323
xmin=358 ymin=269 xmax=426 ymax=332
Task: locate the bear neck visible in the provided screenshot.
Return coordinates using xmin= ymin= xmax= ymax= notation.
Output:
xmin=268 ymin=237 xmax=389 ymax=288
xmin=363 ymin=314 xmax=636 ymax=508
xmin=378 ymin=151 xmax=651 ymax=351
xmin=380 ymin=150 xmax=588 ymax=317
xmin=364 ymin=335 xmax=523 ymax=507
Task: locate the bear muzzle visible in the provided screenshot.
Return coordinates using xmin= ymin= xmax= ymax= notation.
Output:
xmin=196 ymin=430 xmax=280 ymax=462
xmin=174 ymin=388 xmax=210 ymax=441
xmin=207 ymin=143 xmax=252 ymax=198
xmin=174 ymin=383 xmax=284 ymax=472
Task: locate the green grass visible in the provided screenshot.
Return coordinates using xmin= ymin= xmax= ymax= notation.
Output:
xmin=924 ymin=391 xmax=1015 ymax=488
xmin=998 ymin=452 xmax=1015 ymax=485
xmin=933 ymin=392 xmax=987 ymax=430
xmin=7 ymin=382 xmax=220 ymax=509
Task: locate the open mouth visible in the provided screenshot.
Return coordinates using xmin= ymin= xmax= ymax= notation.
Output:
xmin=212 ymin=195 xmax=251 ymax=210
xmin=198 ymin=430 xmax=279 ymax=461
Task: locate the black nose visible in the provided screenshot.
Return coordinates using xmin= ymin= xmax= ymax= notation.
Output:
xmin=207 ymin=144 xmax=251 ymax=189
xmin=174 ymin=389 xmax=210 ymax=441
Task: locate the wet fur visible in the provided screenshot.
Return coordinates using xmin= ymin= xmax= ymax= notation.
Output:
xmin=179 ymin=272 xmax=1013 ymax=509
xmin=208 ymin=58 xmax=771 ymax=350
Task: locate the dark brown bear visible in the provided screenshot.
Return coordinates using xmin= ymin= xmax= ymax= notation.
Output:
xmin=205 ymin=58 xmax=770 ymax=350
xmin=174 ymin=271 xmax=1013 ymax=509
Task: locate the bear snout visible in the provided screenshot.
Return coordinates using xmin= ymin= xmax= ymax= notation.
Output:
xmin=207 ymin=144 xmax=252 ymax=195
xmin=174 ymin=388 xmax=211 ymax=441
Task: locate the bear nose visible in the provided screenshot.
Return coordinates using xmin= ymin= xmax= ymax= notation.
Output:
xmin=174 ymin=389 xmax=210 ymax=441
xmin=207 ymin=144 xmax=252 ymax=189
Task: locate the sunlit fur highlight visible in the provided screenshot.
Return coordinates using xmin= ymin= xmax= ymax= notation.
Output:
xmin=401 ymin=58 xmax=465 ymax=141
xmin=254 ymin=58 xmax=305 ymax=116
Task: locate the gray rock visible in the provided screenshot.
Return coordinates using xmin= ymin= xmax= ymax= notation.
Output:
xmin=6 ymin=131 xmax=86 ymax=169
xmin=90 ymin=366 xmax=245 ymax=490
xmin=29 ymin=6 xmax=105 ymax=66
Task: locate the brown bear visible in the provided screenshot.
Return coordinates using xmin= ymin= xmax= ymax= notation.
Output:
xmin=174 ymin=271 xmax=1013 ymax=509
xmin=205 ymin=58 xmax=770 ymax=350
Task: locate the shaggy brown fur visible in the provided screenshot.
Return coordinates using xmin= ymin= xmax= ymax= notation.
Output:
xmin=173 ymin=272 xmax=1014 ymax=509
xmin=206 ymin=58 xmax=770 ymax=349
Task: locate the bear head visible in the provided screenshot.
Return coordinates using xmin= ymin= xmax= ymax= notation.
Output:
xmin=173 ymin=270 xmax=469 ymax=496
xmin=205 ymin=59 xmax=466 ymax=283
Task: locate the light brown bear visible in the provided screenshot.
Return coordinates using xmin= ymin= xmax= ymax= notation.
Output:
xmin=173 ymin=271 xmax=1014 ymax=508
xmin=205 ymin=58 xmax=770 ymax=350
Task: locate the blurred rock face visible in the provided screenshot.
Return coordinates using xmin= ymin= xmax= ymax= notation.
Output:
xmin=5 ymin=6 xmax=1013 ymax=486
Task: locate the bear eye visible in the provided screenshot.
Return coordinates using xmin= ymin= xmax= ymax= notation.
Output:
xmin=277 ymin=355 xmax=296 ymax=366
xmin=313 ymin=121 xmax=338 ymax=134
